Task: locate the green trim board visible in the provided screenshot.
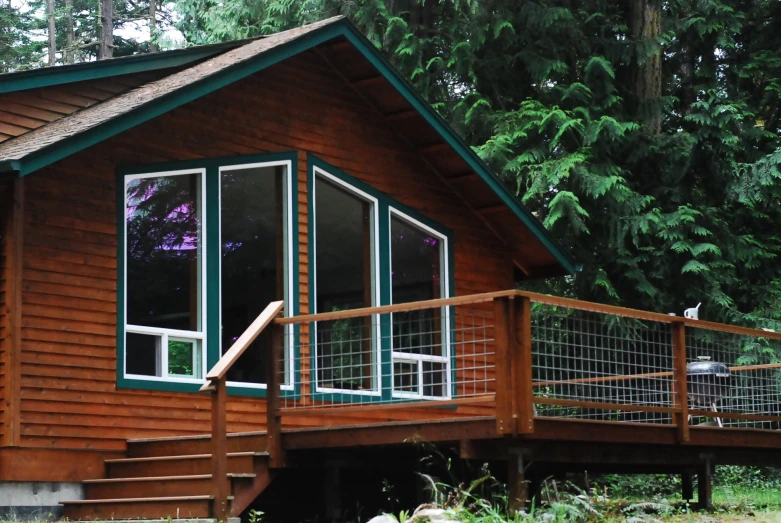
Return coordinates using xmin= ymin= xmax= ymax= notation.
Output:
xmin=116 ymin=151 xmax=299 ymax=397
xmin=0 ymin=39 xmax=252 ymax=94
xmin=1 ymin=17 xmax=576 ymax=276
xmin=306 ymin=154 xmax=455 ymax=404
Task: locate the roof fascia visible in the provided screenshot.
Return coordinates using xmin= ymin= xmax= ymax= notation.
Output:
xmin=0 ymin=41 xmax=245 ymax=94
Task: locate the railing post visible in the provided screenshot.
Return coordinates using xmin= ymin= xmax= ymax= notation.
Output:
xmin=513 ymin=296 xmax=534 ymax=434
xmin=266 ymin=321 xmax=285 ymax=468
xmin=494 ymin=297 xmax=513 ymax=435
xmin=672 ymin=321 xmax=689 ymax=442
xmin=211 ymin=376 xmax=229 ymax=521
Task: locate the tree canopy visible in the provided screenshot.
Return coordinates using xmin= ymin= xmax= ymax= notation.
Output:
xmin=6 ymin=0 xmax=781 ymax=326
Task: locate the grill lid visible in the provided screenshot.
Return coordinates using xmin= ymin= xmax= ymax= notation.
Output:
xmin=686 ymin=360 xmax=730 ymax=378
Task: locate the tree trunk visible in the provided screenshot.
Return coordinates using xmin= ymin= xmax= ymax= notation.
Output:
xmin=628 ymin=0 xmax=662 ymax=134
xmin=46 ymin=0 xmax=56 ymax=66
xmin=98 ymin=0 xmax=113 ymax=60
xmin=64 ymin=0 xmax=74 ymax=63
xmin=149 ymin=0 xmax=158 ymax=52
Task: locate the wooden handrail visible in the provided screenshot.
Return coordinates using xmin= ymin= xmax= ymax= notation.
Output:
xmin=274 ymin=290 xmax=517 ymax=325
xmin=201 ymin=300 xmax=285 ymax=390
xmin=276 ymin=288 xmax=781 ymax=343
xmin=200 ymin=300 xmax=285 ymax=521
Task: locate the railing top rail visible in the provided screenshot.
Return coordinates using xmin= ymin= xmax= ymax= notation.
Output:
xmin=200 ymin=300 xmax=285 ymax=390
xmin=274 ymin=288 xmax=781 ymax=342
xmin=273 ymin=290 xmax=518 ymax=325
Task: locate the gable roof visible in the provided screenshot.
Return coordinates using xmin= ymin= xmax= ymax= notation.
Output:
xmin=0 ymin=16 xmax=579 ymax=278
xmin=0 ymin=38 xmax=255 ymax=95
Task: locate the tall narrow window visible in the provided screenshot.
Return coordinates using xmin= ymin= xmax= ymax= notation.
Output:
xmin=313 ymin=171 xmax=378 ymax=393
xmin=390 ymin=210 xmax=449 ymax=398
xmin=125 ymin=171 xmax=205 ymax=380
xmin=221 ymin=164 xmax=289 ymax=386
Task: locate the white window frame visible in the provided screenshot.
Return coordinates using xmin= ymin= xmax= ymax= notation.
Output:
xmin=123 ymin=168 xmax=208 ymax=384
xmin=389 ymin=207 xmax=452 ymax=400
xmin=218 ymin=160 xmax=296 ymax=391
xmin=311 ymin=166 xmax=382 ymax=397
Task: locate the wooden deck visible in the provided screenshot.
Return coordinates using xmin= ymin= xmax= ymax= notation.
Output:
xmin=57 ymin=289 xmax=781 ymax=519
xmin=58 ymin=413 xmax=781 ymax=519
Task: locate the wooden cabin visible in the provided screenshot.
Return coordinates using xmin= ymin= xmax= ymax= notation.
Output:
xmin=1 ymin=16 xmax=781 ymax=522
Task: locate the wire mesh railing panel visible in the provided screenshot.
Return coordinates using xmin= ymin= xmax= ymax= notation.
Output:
xmin=686 ymin=327 xmax=781 ymax=430
xmin=277 ymin=304 xmax=495 ymax=412
xmin=531 ymin=305 xmax=676 ymax=424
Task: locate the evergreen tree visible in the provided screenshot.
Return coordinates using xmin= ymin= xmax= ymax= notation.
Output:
xmin=169 ymin=0 xmax=781 ymax=326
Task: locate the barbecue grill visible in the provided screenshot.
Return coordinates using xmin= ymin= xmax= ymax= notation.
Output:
xmin=687 ymin=356 xmax=731 ymax=427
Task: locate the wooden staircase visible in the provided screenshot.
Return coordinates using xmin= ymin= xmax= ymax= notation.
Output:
xmin=61 ymin=432 xmax=275 ymax=520
xmin=63 ymin=302 xmax=288 ymax=520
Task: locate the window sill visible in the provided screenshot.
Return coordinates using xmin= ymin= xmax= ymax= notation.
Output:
xmin=117 ymin=376 xmax=298 ymax=398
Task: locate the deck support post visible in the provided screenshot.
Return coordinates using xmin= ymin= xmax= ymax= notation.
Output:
xmin=681 ymin=471 xmax=694 ymax=503
xmin=513 ymin=296 xmax=534 ymax=434
xmin=324 ymin=461 xmax=342 ymax=521
xmin=672 ymin=321 xmax=689 ymax=443
xmin=494 ymin=297 xmax=514 ymax=435
xmin=266 ymin=321 xmax=285 ymax=468
xmin=507 ymin=450 xmax=527 ymax=515
xmin=697 ymin=457 xmax=713 ymax=510
xmin=211 ymin=376 xmax=229 ymax=522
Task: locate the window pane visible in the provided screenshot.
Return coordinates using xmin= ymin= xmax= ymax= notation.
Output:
xmin=168 ymin=339 xmax=201 ymax=378
xmin=221 ymin=166 xmax=286 ymax=385
xmin=391 ymin=215 xmax=444 ymax=356
xmin=127 ymin=333 xmax=160 ymax=376
xmin=315 ymin=177 xmax=375 ymax=391
xmin=126 ymin=173 xmax=202 ymax=332
xmin=393 ymin=360 xmax=418 ymax=394
xmin=423 ymin=360 xmax=447 ymax=397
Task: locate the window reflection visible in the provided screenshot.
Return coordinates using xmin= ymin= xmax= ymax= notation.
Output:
xmin=221 ymin=165 xmax=287 ymax=385
xmin=126 ymin=173 xmax=202 ymax=331
xmin=314 ymin=177 xmax=376 ymax=392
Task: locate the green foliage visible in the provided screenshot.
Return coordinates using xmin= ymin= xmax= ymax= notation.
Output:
xmin=0 ymin=3 xmax=45 ymax=71
xmin=167 ymin=0 xmax=781 ymax=324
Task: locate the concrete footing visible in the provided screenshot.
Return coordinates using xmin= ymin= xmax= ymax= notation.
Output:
xmin=0 ymin=482 xmax=84 ymax=520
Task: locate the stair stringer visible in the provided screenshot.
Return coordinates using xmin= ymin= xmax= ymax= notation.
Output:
xmin=230 ymin=455 xmax=276 ymax=516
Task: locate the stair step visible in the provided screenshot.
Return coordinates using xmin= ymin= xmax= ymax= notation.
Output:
xmin=107 ymin=452 xmax=268 ymax=478
xmin=61 ymin=495 xmax=219 ymax=520
xmin=127 ymin=432 xmax=267 ymax=458
xmin=84 ymin=474 xmax=255 ymax=499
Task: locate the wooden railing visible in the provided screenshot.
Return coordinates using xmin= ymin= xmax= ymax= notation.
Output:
xmin=200 ymin=300 xmax=285 ymax=521
xmin=270 ymin=290 xmax=781 ymax=437
xmin=199 ymin=290 xmax=781 ymax=517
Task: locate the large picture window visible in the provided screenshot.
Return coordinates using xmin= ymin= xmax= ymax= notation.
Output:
xmin=124 ymin=170 xmax=206 ymax=382
xmin=221 ymin=163 xmax=291 ymax=387
xmin=390 ymin=210 xmax=450 ymax=399
xmin=309 ymin=158 xmax=452 ymax=400
xmin=120 ymin=154 xmax=296 ymax=393
xmin=312 ymin=168 xmax=379 ymax=394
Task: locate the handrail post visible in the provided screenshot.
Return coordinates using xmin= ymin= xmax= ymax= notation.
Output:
xmin=211 ymin=376 xmax=229 ymax=521
xmin=513 ymin=296 xmax=534 ymax=434
xmin=266 ymin=321 xmax=285 ymax=467
xmin=672 ymin=321 xmax=689 ymax=442
xmin=494 ymin=297 xmax=513 ymax=435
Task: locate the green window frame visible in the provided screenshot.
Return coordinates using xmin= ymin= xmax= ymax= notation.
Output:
xmin=117 ymin=152 xmax=300 ymax=397
xmin=307 ymin=155 xmax=455 ymax=403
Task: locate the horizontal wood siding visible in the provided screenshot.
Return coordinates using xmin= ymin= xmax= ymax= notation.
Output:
xmin=0 ymin=184 xmax=8 ymax=444
xmin=0 ymin=72 xmax=173 ymax=144
xmin=17 ymin=51 xmax=510 ymax=458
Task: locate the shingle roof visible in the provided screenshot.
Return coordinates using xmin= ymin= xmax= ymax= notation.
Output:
xmin=0 ymin=16 xmax=343 ymax=163
xmin=0 ymin=14 xmax=578 ymax=276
